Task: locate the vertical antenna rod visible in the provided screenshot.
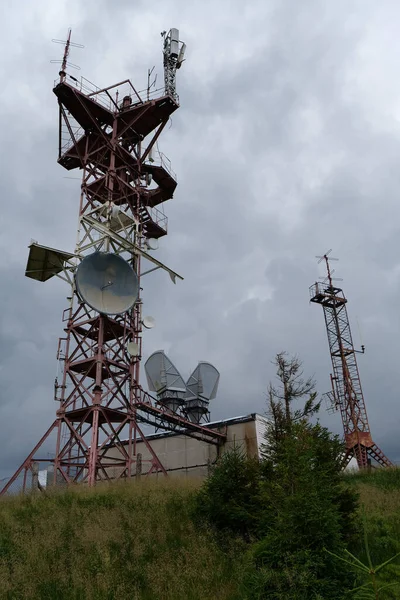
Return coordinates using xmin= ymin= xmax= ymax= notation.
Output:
xmin=310 ymin=251 xmax=393 ymax=469
xmin=59 ymin=28 xmax=71 ymax=82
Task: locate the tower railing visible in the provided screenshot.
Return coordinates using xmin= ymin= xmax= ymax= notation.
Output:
xmin=144 ymin=149 xmax=177 ymax=181
xmin=147 ymin=205 xmax=168 ymax=233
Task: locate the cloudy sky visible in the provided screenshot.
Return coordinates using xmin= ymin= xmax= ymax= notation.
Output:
xmin=1 ymin=0 xmax=400 ymax=481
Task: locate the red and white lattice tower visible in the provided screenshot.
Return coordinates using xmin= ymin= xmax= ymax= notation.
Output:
xmin=310 ymin=251 xmax=393 ymax=469
xmin=1 ymin=29 xmax=225 ymax=495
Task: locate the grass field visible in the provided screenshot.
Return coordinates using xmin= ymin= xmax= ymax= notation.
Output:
xmin=0 ymin=479 xmax=246 ymax=600
xmin=1 ymin=469 xmax=399 ymax=600
xmin=344 ymin=468 xmax=400 ymax=598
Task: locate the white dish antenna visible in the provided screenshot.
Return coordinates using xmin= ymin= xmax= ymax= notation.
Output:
xmin=146 ymin=238 xmax=159 ymax=251
xmin=75 ymin=252 xmax=138 ymax=315
xmin=127 ymin=342 xmax=139 ymax=356
xmin=142 ymin=316 xmax=155 ymax=329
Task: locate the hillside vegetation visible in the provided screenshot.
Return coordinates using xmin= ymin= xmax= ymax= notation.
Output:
xmin=344 ymin=468 xmax=400 ymax=596
xmin=0 ymin=469 xmax=400 ymax=599
xmin=2 ymin=354 xmax=399 ymax=599
xmin=0 ymin=479 xmax=245 ymax=600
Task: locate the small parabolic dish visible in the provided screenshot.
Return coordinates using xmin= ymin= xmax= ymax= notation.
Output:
xmin=127 ymin=342 xmax=139 ymax=356
xmin=146 ymin=238 xmax=159 ymax=251
xmin=142 ymin=315 xmax=155 ymax=329
xmin=75 ymin=252 xmax=138 ymax=315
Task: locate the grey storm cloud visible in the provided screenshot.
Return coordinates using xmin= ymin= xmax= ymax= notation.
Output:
xmin=1 ymin=0 xmax=400 ymax=480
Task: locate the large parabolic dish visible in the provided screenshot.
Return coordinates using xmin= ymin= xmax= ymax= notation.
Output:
xmin=75 ymin=252 xmax=138 ymax=315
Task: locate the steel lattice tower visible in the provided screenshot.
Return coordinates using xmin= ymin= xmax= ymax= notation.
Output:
xmin=1 ymin=30 xmax=224 ymax=495
xmin=310 ymin=252 xmax=393 ymax=469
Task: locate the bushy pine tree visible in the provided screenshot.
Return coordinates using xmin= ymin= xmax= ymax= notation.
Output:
xmin=194 ymin=445 xmax=264 ymax=542
xmin=195 ymin=352 xmax=359 ymax=599
xmin=251 ymin=420 xmax=357 ymax=598
xmin=252 ymin=352 xmax=359 ymax=599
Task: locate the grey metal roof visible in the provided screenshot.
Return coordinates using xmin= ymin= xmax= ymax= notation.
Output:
xmin=120 ymin=412 xmax=263 ymax=444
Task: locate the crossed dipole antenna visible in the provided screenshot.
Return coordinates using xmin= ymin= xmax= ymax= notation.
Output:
xmin=315 ymin=249 xmax=343 ymax=287
xmin=51 ymin=29 xmax=84 ymax=80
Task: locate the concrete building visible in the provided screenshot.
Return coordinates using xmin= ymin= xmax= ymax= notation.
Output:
xmin=106 ymin=413 xmax=268 ymax=479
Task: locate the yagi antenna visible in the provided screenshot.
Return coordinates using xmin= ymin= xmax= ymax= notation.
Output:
xmin=316 ymin=249 xmax=341 ymax=287
xmin=52 ymin=33 xmax=84 ymax=49
xmin=51 ymin=29 xmax=84 ymax=81
xmin=316 ymin=249 xmax=339 ymax=264
xmin=50 ymin=60 xmax=81 ymax=71
xmin=319 ymin=268 xmax=343 ymax=284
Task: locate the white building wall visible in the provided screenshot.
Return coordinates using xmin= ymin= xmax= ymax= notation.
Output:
xmin=255 ymin=414 xmax=269 ymax=457
xmin=105 ymin=414 xmax=264 ymax=479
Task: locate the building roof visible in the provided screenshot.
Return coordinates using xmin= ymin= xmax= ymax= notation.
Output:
xmin=124 ymin=412 xmax=267 ymax=444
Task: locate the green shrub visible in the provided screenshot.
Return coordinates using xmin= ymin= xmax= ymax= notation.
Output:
xmin=193 ymin=445 xmax=264 ymax=541
xmin=250 ymin=420 xmax=359 ymax=599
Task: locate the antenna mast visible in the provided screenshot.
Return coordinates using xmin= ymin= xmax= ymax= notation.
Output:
xmin=310 ymin=251 xmax=393 ymax=469
xmin=161 ymin=28 xmax=186 ymax=102
xmin=1 ymin=29 xmax=224 ymax=496
xmin=51 ymin=29 xmax=84 ymax=82
xmin=59 ymin=29 xmax=71 ymax=82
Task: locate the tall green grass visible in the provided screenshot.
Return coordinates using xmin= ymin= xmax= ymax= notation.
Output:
xmin=1 ymin=468 xmax=400 ymax=600
xmin=344 ymin=468 xmax=400 ymax=599
xmin=345 ymin=467 xmax=400 ymax=492
xmin=0 ymin=479 xmax=246 ymax=600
